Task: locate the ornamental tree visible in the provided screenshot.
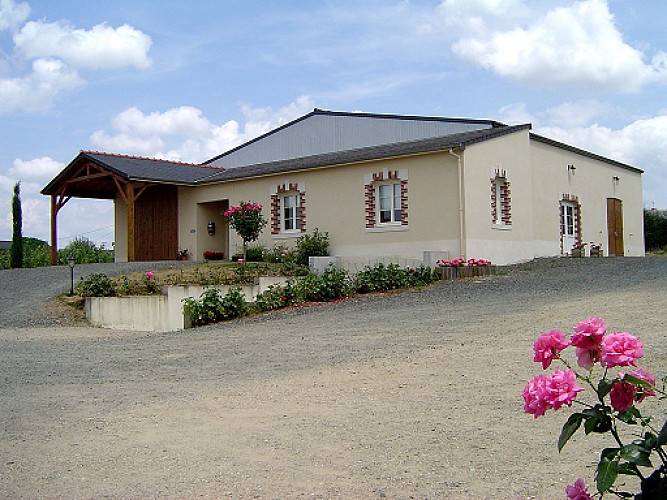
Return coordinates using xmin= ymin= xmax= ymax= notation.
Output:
xmin=10 ymin=182 xmax=23 ymax=269
xmin=224 ymin=201 xmax=267 ymax=261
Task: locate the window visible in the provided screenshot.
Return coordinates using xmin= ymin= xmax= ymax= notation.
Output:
xmin=271 ymin=182 xmax=306 ymax=235
xmin=378 ymin=182 xmax=401 ymax=224
xmin=364 ymin=170 xmax=408 ymax=230
xmin=282 ymin=193 xmax=300 ymax=231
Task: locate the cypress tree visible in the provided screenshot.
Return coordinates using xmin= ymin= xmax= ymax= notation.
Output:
xmin=10 ymin=181 xmax=23 ymax=269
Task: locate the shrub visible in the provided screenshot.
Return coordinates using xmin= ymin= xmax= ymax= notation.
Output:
xmin=407 ymin=265 xmax=438 ymax=286
xmin=182 ymin=286 xmax=249 ymax=326
xmin=299 ymin=264 xmax=350 ymax=302
xmin=255 ymin=284 xmax=287 ymax=312
xmin=59 ymin=237 xmax=114 ymax=264
xmin=77 ymin=273 xmax=116 ymax=297
xmin=245 ymin=244 xmax=266 ymax=262
xmin=221 ymin=286 xmax=249 ymax=319
xmin=295 ymin=228 xmax=330 ymax=266
xmin=644 ymin=208 xmax=667 ymax=251
xmin=23 ymin=237 xmax=50 ymax=268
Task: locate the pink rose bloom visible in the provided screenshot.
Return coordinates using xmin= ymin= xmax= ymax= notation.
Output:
xmin=566 ymin=478 xmax=593 ymax=500
xmin=533 ymin=329 xmax=570 ymax=369
xmin=610 ymin=381 xmax=636 ymax=412
xmin=628 ymin=368 xmax=656 ymax=402
xmin=571 ymin=317 xmax=606 ymax=350
xmin=574 ymin=346 xmax=601 ymax=370
xmin=601 ymin=332 xmax=644 ymax=367
xmin=237 ymin=258 xmax=245 ymax=263
xmin=522 ymin=374 xmax=551 ymax=417
xmin=145 ymin=271 xmax=155 ymax=279
xmin=522 ymin=369 xmax=583 ymax=417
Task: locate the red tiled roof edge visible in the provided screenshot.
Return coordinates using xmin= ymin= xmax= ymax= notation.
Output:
xmin=81 ymin=150 xmax=225 ymax=170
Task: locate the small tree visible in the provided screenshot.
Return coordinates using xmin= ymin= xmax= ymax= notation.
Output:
xmin=224 ymin=201 xmax=267 ymax=261
xmin=10 ymin=182 xmax=23 ymax=269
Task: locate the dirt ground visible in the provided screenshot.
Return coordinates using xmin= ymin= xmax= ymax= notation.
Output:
xmin=1 ymin=259 xmax=666 ymax=499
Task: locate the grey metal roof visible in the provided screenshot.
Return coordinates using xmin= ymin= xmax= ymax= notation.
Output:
xmin=0 ymin=241 xmax=11 ymax=250
xmin=205 ymin=108 xmax=505 ymax=168
xmin=197 ymin=124 xmax=532 ymax=184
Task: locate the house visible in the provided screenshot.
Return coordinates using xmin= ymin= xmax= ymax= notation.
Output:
xmin=42 ymin=109 xmax=644 ymax=266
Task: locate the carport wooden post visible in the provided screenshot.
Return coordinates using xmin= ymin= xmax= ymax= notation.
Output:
xmin=50 ymin=193 xmax=71 ymax=265
xmin=113 ymin=180 xmax=148 ymax=262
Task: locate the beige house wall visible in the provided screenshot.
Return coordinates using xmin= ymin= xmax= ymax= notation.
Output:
xmin=460 ymin=130 xmax=536 ymax=264
xmin=529 ymin=140 xmax=644 ymax=257
xmin=178 ymin=153 xmax=463 ymax=263
xmin=113 ymin=129 xmax=642 ymax=266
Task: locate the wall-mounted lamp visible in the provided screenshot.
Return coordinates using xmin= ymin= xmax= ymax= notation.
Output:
xmin=612 ymin=175 xmax=620 ymax=185
xmin=207 ymin=221 xmax=216 ymax=236
xmin=567 ymin=164 xmax=576 ymax=174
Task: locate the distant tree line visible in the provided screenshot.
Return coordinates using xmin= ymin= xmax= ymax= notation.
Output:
xmin=644 ymin=208 xmax=667 ymax=251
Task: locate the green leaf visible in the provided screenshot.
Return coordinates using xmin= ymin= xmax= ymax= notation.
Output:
xmin=616 ymin=406 xmax=641 ymax=424
xmin=623 ymin=374 xmax=652 ymax=388
xmin=657 ymin=419 xmax=667 ymax=446
xmin=597 ymin=378 xmax=615 ymax=398
xmin=558 ymin=413 xmax=584 ymax=452
xmin=596 ymin=451 xmax=619 ymax=493
xmin=617 ymin=462 xmax=639 ymax=476
xmin=620 ymin=443 xmax=653 ymax=467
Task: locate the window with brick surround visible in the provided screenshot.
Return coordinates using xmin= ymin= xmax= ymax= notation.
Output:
xmin=271 ymin=182 xmax=306 ymax=235
xmin=364 ymin=170 xmax=408 ymax=230
xmin=491 ymin=170 xmax=511 ymax=226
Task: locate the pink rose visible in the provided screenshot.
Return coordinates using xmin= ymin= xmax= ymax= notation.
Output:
xmin=574 ymin=346 xmax=600 ymax=370
xmin=627 ymin=368 xmax=656 ymax=403
xmin=145 ymin=271 xmax=155 ymax=279
xmin=522 ymin=369 xmax=583 ymax=418
xmin=533 ymin=329 xmax=570 ymax=369
xmin=610 ymin=381 xmax=636 ymax=412
xmin=566 ymin=478 xmax=593 ymax=500
xmin=601 ymin=332 xmax=644 ymax=367
xmin=571 ymin=317 xmax=606 ymax=350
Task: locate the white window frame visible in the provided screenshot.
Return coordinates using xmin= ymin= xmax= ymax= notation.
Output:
xmin=377 ymin=181 xmax=402 ymax=225
xmin=281 ymin=192 xmax=300 ymax=233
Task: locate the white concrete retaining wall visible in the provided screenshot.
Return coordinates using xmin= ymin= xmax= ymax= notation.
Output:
xmin=86 ymin=277 xmax=291 ymax=332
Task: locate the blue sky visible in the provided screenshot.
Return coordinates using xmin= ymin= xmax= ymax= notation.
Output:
xmin=1 ymin=0 xmax=666 ymax=246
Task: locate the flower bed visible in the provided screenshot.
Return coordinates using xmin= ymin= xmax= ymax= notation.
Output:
xmin=435 ymin=258 xmax=495 ymax=280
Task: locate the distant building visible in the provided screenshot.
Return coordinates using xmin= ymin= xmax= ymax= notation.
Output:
xmin=0 ymin=241 xmax=11 ymax=251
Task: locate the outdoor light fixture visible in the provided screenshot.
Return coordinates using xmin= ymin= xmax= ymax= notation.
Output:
xmin=612 ymin=175 xmax=620 ymax=184
xmin=567 ymin=164 xmax=576 ymax=174
xmin=67 ymin=255 xmax=75 ymax=296
xmin=207 ymin=221 xmax=216 ymax=236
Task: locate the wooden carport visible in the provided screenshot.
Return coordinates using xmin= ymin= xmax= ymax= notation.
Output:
xmin=41 ymin=151 xmax=222 ymax=264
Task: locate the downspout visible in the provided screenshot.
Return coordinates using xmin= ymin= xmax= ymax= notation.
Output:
xmin=447 ymin=145 xmax=466 ymax=260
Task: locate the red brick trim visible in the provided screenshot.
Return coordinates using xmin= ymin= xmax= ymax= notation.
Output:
xmin=365 ymin=170 xmax=408 ymax=228
xmin=271 ymin=183 xmax=306 ymax=234
xmin=491 ymin=173 xmax=512 ymax=225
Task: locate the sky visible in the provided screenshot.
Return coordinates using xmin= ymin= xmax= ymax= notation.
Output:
xmin=1 ymin=0 xmax=666 ymax=247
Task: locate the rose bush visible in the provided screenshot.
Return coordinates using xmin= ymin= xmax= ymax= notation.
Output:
xmin=224 ymin=201 xmax=267 ymax=261
xmin=522 ymin=317 xmax=666 ymax=498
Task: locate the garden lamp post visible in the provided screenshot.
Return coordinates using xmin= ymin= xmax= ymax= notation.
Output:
xmin=67 ymin=255 xmax=75 ymax=296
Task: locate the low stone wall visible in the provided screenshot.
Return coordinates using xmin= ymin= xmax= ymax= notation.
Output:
xmin=86 ymin=277 xmax=290 ymax=332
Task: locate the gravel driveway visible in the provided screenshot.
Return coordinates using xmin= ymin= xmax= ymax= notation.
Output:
xmin=1 ymin=257 xmax=666 ymax=498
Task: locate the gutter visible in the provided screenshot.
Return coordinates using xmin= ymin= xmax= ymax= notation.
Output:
xmin=447 ymin=145 xmax=466 ymax=260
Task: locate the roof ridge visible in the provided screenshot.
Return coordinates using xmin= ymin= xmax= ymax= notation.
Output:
xmin=81 ymin=150 xmax=224 ymax=170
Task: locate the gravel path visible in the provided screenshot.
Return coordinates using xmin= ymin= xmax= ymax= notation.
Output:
xmin=0 ymin=257 xmax=666 ymax=498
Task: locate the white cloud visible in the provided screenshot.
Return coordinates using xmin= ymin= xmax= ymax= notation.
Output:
xmin=437 ymin=0 xmax=530 ymax=34
xmin=14 ymin=20 xmax=152 ymax=70
xmin=531 ymin=113 xmax=667 ymax=208
xmin=90 ymin=96 xmax=316 ymax=162
xmin=0 ymin=58 xmax=83 ymax=113
xmin=0 ymin=0 xmax=29 ymax=32
xmin=450 ymin=0 xmax=667 ymax=92
xmin=9 ymin=156 xmax=63 ymax=181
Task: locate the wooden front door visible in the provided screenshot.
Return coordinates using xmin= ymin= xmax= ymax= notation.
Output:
xmin=607 ymin=198 xmax=624 ymax=256
xmin=134 ymin=185 xmax=178 ymax=261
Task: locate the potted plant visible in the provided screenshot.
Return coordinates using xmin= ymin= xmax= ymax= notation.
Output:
xmin=203 ymin=250 xmax=224 ymax=260
xmin=178 ymin=249 xmax=189 ymax=261
xmin=571 ymin=241 xmax=587 ymax=258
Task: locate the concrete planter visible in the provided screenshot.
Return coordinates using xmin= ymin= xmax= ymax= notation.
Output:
xmin=85 ymin=277 xmax=290 ymax=332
